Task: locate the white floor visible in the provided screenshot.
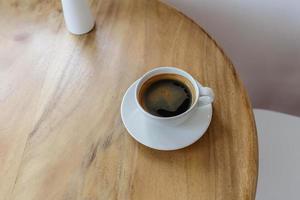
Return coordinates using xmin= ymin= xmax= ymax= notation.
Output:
xmin=254 ymin=109 xmax=300 ymax=200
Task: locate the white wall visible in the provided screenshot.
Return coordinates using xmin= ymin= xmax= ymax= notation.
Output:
xmin=163 ymin=0 xmax=300 ymax=115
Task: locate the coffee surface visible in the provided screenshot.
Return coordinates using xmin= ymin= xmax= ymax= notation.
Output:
xmin=139 ymin=74 xmax=194 ymax=117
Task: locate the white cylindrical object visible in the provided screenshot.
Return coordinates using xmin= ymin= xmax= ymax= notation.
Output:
xmin=61 ymin=0 xmax=95 ymax=35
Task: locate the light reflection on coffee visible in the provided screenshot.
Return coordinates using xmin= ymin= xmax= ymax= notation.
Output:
xmin=138 ymin=74 xmax=195 ymax=117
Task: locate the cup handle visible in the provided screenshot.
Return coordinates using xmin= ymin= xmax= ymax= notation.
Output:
xmin=197 ymin=82 xmax=214 ymax=107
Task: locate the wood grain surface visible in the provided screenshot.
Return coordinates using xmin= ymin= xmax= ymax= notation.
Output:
xmin=0 ymin=0 xmax=258 ymax=199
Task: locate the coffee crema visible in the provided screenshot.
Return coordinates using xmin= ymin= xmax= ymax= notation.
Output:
xmin=138 ymin=74 xmax=195 ymax=117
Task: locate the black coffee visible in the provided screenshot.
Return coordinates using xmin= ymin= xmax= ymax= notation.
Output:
xmin=139 ymin=74 xmax=194 ymax=117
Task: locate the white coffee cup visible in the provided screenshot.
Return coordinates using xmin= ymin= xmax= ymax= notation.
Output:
xmin=135 ymin=67 xmax=214 ymax=126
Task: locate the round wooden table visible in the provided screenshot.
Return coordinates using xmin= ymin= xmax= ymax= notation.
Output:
xmin=0 ymin=0 xmax=258 ymax=199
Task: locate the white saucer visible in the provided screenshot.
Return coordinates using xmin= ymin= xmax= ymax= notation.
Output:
xmin=120 ymin=80 xmax=213 ymax=151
